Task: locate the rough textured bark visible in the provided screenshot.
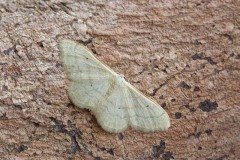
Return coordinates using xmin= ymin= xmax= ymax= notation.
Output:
xmin=0 ymin=0 xmax=239 ymax=159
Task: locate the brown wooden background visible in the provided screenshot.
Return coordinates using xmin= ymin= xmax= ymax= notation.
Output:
xmin=0 ymin=0 xmax=239 ymax=159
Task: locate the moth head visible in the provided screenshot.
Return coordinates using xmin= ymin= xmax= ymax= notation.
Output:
xmin=116 ymin=74 xmax=125 ymax=84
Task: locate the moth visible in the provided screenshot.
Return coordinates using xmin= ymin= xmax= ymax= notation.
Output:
xmin=59 ymin=40 xmax=170 ymax=133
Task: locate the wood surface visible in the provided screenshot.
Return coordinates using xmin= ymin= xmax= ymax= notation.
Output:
xmin=0 ymin=1 xmax=239 ymax=159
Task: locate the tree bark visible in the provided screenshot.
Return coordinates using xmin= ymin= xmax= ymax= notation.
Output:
xmin=0 ymin=0 xmax=239 ymax=159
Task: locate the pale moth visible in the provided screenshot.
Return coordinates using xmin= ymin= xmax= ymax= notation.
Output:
xmin=59 ymin=40 xmax=170 ymax=133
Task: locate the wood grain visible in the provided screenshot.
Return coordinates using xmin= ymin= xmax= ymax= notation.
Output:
xmin=0 ymin=0 xmax=239 ymax=159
